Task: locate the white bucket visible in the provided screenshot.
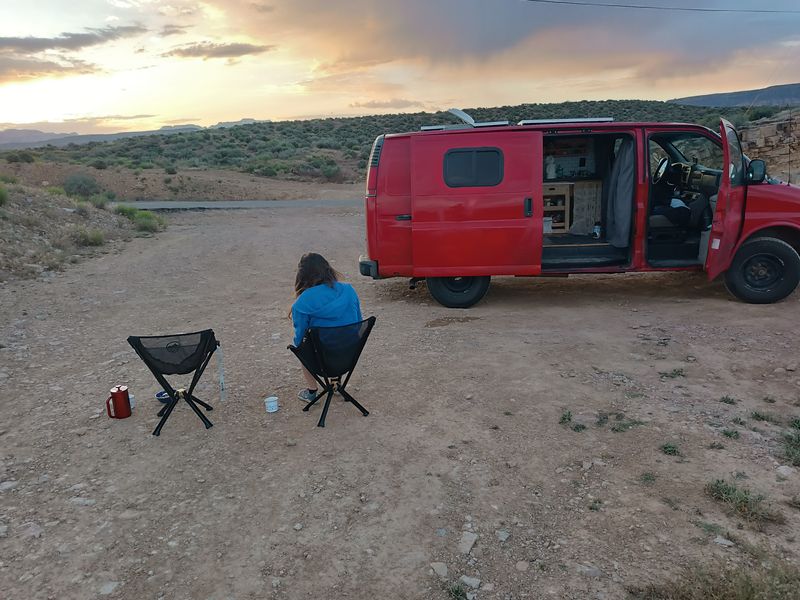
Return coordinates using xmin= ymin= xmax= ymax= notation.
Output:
xmin=264 ymin=396 xmax=279 ymax=413
xmin=543 ymin=217 xmax=553 ymax=234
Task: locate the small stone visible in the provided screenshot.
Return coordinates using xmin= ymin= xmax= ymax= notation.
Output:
xmin=459 ymin=575 xmax=481 ymax=589
xmin=68 ymin=497 xmax=96 ymax=506
xmin=21 ymin=522 xmax=44 ymax=538
xmin=0 ymin=524 xmax=7 ymax=538
xmin=293 ymin=523 xmax=303 ymax=531
xmin=787 ymin=364 xmax=797 ymax=372
xmin=496 ymin=529 xmax=510 ymax=542
xmin=516 ymin=561 xmax=529 ymax=572
xmin=776 ymin=465 xmax=795 ymax=478
xmin=713 ymin=536 xmax=735 ymax=547
xmin=577 ymin=563 xmax=602 ymax=578
xmin=482 ymin=583 xmax=495 ymax=592
xmin=458 ymin=531 xmax=478 ymax=554
xmin=774 ymin=367 xmax=786 ymax=374
xmin=582 ymin=461 xmax=593 ymax=471
xmin=99 ymin=581 xmax=120 ymax=595
xmin=0 ymin=480 xmax=18 ymax=492
xmin=435 ymin=528 xmax=448 ymax=537
xmin=686 ymin=356 xmax=697 ymax=362
xmin=286 ymin=441 xmax=297 ymax=447
xmin=430 ymin=562 xmax=448 ymax=579
xmin=465 ymin=394 xmax=473 ymax=400
xmin=74 ymin=428 xmax=88 ymax=437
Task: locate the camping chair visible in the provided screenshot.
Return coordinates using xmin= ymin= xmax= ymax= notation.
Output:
xmin=288 ymin=316 xmax=376 ymax=428
xmin=127 ymin=329 xmax=222 ymax=436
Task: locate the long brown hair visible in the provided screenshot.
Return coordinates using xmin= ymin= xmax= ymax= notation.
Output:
xmin=294 ymin=253 xmax=341 ymax=297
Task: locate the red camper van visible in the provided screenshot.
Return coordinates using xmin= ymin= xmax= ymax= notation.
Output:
xmin=359 ymin=110 xmax=800 ymax=308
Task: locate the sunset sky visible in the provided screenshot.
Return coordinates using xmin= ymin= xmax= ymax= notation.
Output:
xmin=1 ymin=0 xmax=799 ymax=134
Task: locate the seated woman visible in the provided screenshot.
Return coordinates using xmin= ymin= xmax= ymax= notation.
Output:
xmin=290 ymin=253 xmax=362 ymax=402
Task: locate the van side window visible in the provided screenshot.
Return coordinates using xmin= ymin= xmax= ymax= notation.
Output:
xmin=444 ymin=148 xmax=503 ymax=187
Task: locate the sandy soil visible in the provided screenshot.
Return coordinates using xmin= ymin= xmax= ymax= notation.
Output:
xmin=1 ymin=162 xmax=363 ymax=202
xmin=1 ymin=207 xmax=799 ymax=600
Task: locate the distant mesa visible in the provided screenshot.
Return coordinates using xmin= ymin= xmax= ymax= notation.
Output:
xmin=670 ymin=82 xmax=800 ymax=108
xmin=0 ymin=118 xmax=271 ymax=150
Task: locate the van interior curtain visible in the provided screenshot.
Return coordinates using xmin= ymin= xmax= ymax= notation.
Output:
xmin=606 ymin=138 xmax=635 ymax=248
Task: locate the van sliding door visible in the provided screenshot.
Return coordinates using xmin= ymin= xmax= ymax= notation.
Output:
xmin=410 ymin=131 xmax=543 ymax=276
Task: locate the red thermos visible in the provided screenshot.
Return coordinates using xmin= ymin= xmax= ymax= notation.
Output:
xmin=107 ymin=386 xmax=132 ymax=419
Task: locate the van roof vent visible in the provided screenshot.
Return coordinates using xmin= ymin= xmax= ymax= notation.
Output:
xmin=517 ymin=117 xmax=614 ymax=125
xmin=419 ymin=108 xmax=509 ymax=131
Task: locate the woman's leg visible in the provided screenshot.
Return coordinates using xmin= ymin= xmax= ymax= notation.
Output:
xmin=302 ymin=366 xmax=318 ymax=391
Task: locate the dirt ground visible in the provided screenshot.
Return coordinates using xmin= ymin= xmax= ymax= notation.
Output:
xmin=2 ymin=162 xmax=363 ymax=202
xmin=1 ymin=206 xmax=799 ymax=600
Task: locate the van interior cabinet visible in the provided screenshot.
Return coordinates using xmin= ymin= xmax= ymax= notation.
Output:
xmin=542 ymin=183 xmax=572 ymax=232
xmin=571 ymin=180 xmax=602 ymax=235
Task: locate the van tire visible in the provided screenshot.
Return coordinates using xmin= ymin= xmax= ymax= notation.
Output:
xmin=426 ymin=276 xmax=491 ymax=308
xmin=723 ymin=237 xmax=800 ymax=304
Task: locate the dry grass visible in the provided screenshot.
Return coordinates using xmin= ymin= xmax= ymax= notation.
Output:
xmin=705 ymin=480 xmax=784 ymax=525
xmin=628 ymin=562 xmax=800 ymax=599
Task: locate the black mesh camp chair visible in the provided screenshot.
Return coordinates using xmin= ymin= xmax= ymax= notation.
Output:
xmin=127 ymin=329 xmax=220 ymax=436
xmin=288 ymin=316 xmax=376 ymax=428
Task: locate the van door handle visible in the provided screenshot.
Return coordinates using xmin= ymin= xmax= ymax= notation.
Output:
xmin=395 ymin=214 xmax=412 ymax=221
xmin=523 ymin=197 xmax=533 ymax=217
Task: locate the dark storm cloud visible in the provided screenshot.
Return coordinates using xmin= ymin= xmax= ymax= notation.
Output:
xmin=0 ymin=25 xmax=147 ymax=53
xmin=163 ymin=41 xmax=275 ymax=59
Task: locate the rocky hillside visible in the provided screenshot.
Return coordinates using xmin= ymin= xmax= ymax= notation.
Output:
xmin=0 ymin=100 xmax=778 ymax=185
xmin=741 ymin=113 xmax=800 ymax=183
xmin=672 ymin=83 xmax=800 ymax=108
xmin=0 ymin=182 xmax=146 ymax=282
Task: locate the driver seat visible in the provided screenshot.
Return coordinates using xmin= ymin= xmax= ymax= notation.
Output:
xmin=648 ymin=194 xmax=710 ymax=231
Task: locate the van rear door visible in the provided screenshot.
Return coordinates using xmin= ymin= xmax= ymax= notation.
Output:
xmin=410 ymin=130 xmax=542 ymax=276
xmin=705 ymin=119 xmax=746 ymax=279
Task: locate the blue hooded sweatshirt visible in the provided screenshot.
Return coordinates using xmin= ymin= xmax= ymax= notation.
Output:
xmin=292 ymin=282 xmax=362 ymax=346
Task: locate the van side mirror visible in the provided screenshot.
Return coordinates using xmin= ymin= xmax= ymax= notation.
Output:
xmin=747 ymin=159 xmax=766 ymax=184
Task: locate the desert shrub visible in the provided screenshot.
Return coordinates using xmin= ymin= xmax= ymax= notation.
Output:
xmin=0 ymin=174 xmax=18 ymax=184
xmin=114 ymin=205 xmax=139 ymax=220
xmin=46 ymin=186 xmax=66 ymax=196
xmin=87 ymin=194 xmax=107 ymax=209
xmin=64 ymin=173 xmax=100 ymax=197
xmin=133 ymin=210 xmax=165 ymax=232
xmin=75 ymin=202 xmax=91 ymax=217
xmin=73 ymin=227 xmax=105 ymax=246
xmin=165 ymin=166 xmax=177 ymax=174
xmin=5 ymin=150 xmax=35 ymax=163
xmin=0 ymin=185 xmax=7 ymax=206
xmin=90 ymin=158 xmax=108 ymax=170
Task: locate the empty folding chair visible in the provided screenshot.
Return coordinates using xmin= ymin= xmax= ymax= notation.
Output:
xmin=127 ymin=329 xmax=221 ymax=436
xmin=288 ymin=316 xmax=376 ymax=428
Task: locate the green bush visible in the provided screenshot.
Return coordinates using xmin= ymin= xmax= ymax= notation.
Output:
xmin=0 ymin=174 xmax=18 ymax=184
xmin=165 ymin=166 xmax=177 ymax=175
xmin=46 ymin=186 xmax=66 ymax=196
xmin=64 ymin=173 xmax=100 ymax=198
xmin=0 ymin=185 xmax=7 ymax=206
xmin=133 ymin=210 xmax=164 ymax=232
xmin=5 ymin=150 xmax=35 ymax=163
xmin=75 ymin=202 xmax=91 ymax=217
xmin=73 ymin=227 xmax=105 ymax=246
xmin=87 ymin=194 xmax=107 ymax=209
xmin=90 ymin=158 xmax=108 ymax=170
xmin=114 ymin=205 xmax=139 ymax=220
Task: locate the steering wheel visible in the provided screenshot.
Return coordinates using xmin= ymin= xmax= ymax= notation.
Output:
xmin=652 ymin=157 xmax=670 ymax=185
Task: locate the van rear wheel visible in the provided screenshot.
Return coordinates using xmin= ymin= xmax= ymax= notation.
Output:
xmin=723 ymin=237 xmax=800 ymax=304
xmin=426 ymin=276 xmax=491 ymax=308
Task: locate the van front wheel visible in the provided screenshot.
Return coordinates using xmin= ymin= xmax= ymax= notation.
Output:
xmin=723 ymin=237 xmax=800 ymax=304
xmin=426 ymin=276 xmax=491 ymax=308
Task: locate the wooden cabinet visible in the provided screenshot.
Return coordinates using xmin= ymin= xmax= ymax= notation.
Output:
xmin=543 ymin=183 xmax=572 ymax=232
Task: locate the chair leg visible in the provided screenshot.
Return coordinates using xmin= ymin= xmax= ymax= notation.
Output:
xmin=317 ymin=389 xmax=335 ymax=428
xmin=153 ymin=395 xmax=180 ymax=436
xmin=189 ymin=395 xmax=213 ymax=411
xmin=185 ymin=396 xmax=214 ymax=429
xmin=302 ymin=387 xmax=329 ymax=412
xmin=338 ymin=387 xmax=369 ymax=417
